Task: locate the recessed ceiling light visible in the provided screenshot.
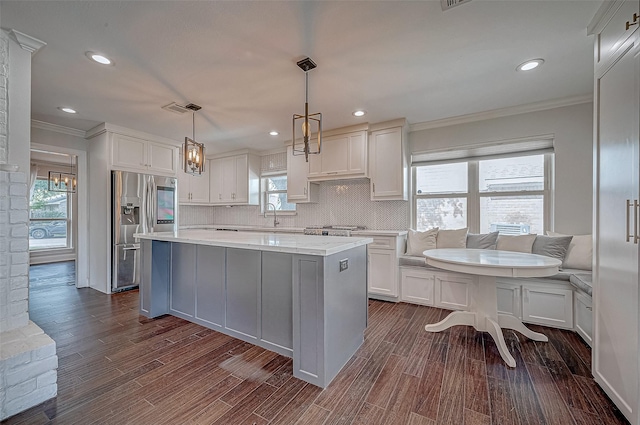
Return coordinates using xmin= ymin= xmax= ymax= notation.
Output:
xmin=269 ymin=131 xmax=279 ymax=136
xmin=85 ymin=51 xmax=113 ymax=65
xmin=516 ymin=59 xmax=544 ymax=72
xmin=58 ymin=107 xmax=77 ymax=114
xmin=352 ymin=110 xmax=366 ymax=117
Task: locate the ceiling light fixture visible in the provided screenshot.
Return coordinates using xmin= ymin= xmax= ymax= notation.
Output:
xmin=353 ymin=110 xmax=366 ymax=117
xmin=516 ymin=59 xmax=544 ymax=72
xmin=58 ymin=107 xmax=77 ymax=114
xmin=183 ymin=104 xmax=205 ymax=176
xmin=269 ymin=131 xmax=279 ymax=136
xmin=48 ymin=154 xmax=77 ymax=193
xmin=292 ymin=57 xmax=322 ymax=163
xmin=85 ymin=51 xmax=113 ymax=66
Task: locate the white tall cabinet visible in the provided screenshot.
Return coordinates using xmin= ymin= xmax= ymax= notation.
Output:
xmin=590 ymin=1 xmax=640 ymax=423
xmin=369 ymin=119 xmax=408 ymax=201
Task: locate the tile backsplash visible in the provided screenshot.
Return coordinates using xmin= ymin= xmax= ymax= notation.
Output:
xmin=180 ymin=178 xmax=409 ymax=230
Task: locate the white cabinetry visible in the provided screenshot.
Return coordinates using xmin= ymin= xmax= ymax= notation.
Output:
xmin=209 ymin=151 xmax=260 ymax=205
xmin=112 ymin=133 xmax=178 ymax=176
xmin=287 ymin=146 xmax=318 ymax=203
xmin=496 ymin=282 xmax=521 ymax=318
xmin=589 ymin=1 xmax=640 ymax=422
xmin=574 ymin=291 xmax=593 ymax=347
xmin=367 ymin=235 xmax=405 ymax=300
xmin=178 ymin=159 xmax=210 ymax=204
xmin=308 ymin=129 xmax=367 ymax=180
xmin=521 ymin=283 xmax=573 ymax=329
xmin=369 ymin=122 xmax=408 ymax=201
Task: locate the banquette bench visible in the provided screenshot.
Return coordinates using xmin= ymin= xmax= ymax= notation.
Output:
xmin=394 ymin=228 xmax=593 ymax=346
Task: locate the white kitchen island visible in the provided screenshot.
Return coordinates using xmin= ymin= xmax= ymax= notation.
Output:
xmin=135 ymin=229 xmax=372 ymax=388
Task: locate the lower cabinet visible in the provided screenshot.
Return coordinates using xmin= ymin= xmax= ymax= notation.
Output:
xmin=367 ymin=235 xmax=406 ymax=300
xmin=226 ymin=248 xmax=261 ymax=339
xmin=195 ymin=245 xmax=225 ymax=328
xmin=170 ymin=243 xmax=196 ymax=317
xmin=521 ymin=282 xmax=573 ymax=329
xmin=400 ymin=268 xmax=471 ymax=310
xmin=496 ymin=282 xmax=522 ymax=318
xmin=574 ymin=290 xmax=593 ymax=346
xmin=400 ymin=268 xmax=435 ymax=306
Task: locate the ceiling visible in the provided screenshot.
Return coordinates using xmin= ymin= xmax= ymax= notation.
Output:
xmin=1 ymin=0 xmax=601 ymax=154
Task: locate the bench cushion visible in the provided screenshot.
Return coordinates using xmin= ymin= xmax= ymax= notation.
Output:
xmin=570 ymin=273 xmax=593 ymax=296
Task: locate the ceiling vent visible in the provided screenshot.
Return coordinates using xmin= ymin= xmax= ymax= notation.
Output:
xmin=441 ymin=0 xmax=472 ymax=11
xmin=161 ymin=102 xmax=190 ymax=115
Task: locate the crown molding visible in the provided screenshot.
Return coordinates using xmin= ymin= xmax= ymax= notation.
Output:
xmin=31 ymin=120 xmax=87 ymax=138
xmin=409 ymin=95 xmax=593 ymax=133
xmin=7 ymin=29 xmax=46 ymax=55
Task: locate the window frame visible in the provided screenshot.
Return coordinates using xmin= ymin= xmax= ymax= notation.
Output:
xmin=29 ymin=176 xmax=74 ymax=251
xmin=261 ymin=172 xmax=296 ymax=215
xmin=412 ymin=153 xmax=553 ymax=234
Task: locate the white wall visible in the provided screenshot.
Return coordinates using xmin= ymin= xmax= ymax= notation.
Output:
xmin=30 ymin=126 xmax=87 ymax=152
xmin=410 ymin=102 xmax=593 ymax=235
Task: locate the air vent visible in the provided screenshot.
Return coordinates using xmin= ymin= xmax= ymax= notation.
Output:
xmin=161 ymin=102 xmax=190 ymax=115
xmin=185 ymin=103 xmax=202 ymax=112
xmin=441 ymin=0 xmax=471 ymax=11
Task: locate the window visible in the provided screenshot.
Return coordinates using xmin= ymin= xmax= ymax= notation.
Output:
xmin=414 ymin=153 xmax=551 ymax=234
xmin=264 ymin=174 xmax=296 ymax=212
xmin=29 ymin=178 xmax=72 ymax=250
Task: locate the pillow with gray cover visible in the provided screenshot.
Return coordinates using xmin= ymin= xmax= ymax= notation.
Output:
xmin=466 ymin=232 xmax=499 ymax=249
xmin=532 ymin=235 xmax=573 ymax=262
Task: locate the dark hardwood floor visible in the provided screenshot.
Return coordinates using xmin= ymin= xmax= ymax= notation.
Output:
xmin=3 ymin=262 xmax=629 ymax=425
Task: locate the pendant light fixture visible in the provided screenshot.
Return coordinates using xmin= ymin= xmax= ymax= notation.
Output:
xmin=48 ymin=154 xmax=77 ymax=193
xmin=292 ymin=57 xmax=322 ymax=162
xmin=183 ymin=103 xmax=205 ymax=175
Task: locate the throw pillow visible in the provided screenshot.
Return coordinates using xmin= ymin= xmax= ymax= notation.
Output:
xmin=496 ymin=234 xmax=537 ymax=253
xmin=532 ymin=235 xmax=573 ymax=262
xmin=436 ymin=228 xmax=468 ymax=249
xmin=547 ymin=231 xmax=592 ymax=270
xmin=466 ymin=232 xmax=499 ymax=249
xmin=406 ymin=228 xmax=438 ymax=256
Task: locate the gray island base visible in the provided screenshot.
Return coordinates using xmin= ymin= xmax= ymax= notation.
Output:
xmin=136 ymin=230 xmax=372 ymax=388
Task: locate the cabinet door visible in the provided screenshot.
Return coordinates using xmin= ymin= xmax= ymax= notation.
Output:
xmin=522 ymin=285 xmax=573 ymax=329
xmin=368 ymin=248 xmax=397 ymax=297
xmin=221 ymin=156 xmax=236 ymax=202
xmin=233 ymin=155 xmax=248 ymax=203
xmin=209 ymin=158 xmax=224 ymax=203
xmin=177 ymin=172 xmax=191 ymax=204
xmin=496 ymin=282 xmax=521 ymax=318
xmin=370 ymin=127 xmax=405 ymax=200
xmin=170 ymin=243 xmax=196 ymax=317
xmin=435 ymin=273 xmax=471 ymax=311
xmin=348 ymin=132 xmax=367 ymax=175
xmin=148 ymin=141 xmax=177 ymax=175
xmin=594 ymin=32 xmax=639 ymax=420
xmin=287 ymin=146 xmax=310 ymax=200
xmin=400 ymin=268 xmax=434 ymax=306
xmin=189 ymin=160 xmax=210 ymax=203
xmin=112 ymin=134 xmax=147 ymax=170
xmin=321 ymin=134 xmax=349 ymax=175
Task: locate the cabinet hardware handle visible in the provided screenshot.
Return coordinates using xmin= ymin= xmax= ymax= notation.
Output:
xmin=327 ymin=172 xmax=338 ymax=175
xmin=586 ymin=306 xmax=593 ymax=311
xmin=373 ymin=183 xmax=375 ymax=193
xmin=626 ymin=13 xmax=639 ymax=30
xmin=635 ymin=200 xmax=639 ymax=244
xmin=304 ymin=187 xmax=307 ymax=195
xmin=219 ymin=194 xmax=222 ymax=200
xmin=627 ymin=199 xmax=633 ymax=242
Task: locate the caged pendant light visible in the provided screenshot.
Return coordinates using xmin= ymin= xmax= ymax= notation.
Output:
xmin=48 ymin=154 xmax=77 ymax=193
xmin=183 ymin=103 xmax=205 ymax=175
xmin=292 ymin=57 xmax=322 ymax=162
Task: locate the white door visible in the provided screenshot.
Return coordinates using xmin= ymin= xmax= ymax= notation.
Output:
xmin=368 ymin=249 xmax=397 ymax=297
xmin=148 ymin=142 xmax=177 ymax=176
xmin=178 ymin=173 xmax=191 ymax=203
xmin=189 ymin=160 xmax=210 ymax=204
xmin=348 ymin=132 xmax=367 ymax=175
xmin=209 ymin=158 xmax=225 ymax=203
xmin=233 ymin=155 xmax=249 ymax=203
xmin=594 ymin=39 xmax=639 ymax=422
xmin=321 ymin=134 xmax=349 ymax=175
xmin=112 ymin=134 xmax=147 ymax=170
xmin=370 ymin=127 xmax=402 ymax=199
xmin=287 ymin=146 xmax=309 ymax=200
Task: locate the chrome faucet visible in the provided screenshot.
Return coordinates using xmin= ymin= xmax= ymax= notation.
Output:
xmin=265 ymin=202 xmax=280 ymax=227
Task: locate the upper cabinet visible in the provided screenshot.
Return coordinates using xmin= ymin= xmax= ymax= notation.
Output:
xmin=308 ymin=129 xmax=368 ymax=180
xmin=287 ymin=145 xmax=319 ymax=203
xmin=112 ymin=133 xmax=179 ymax=176
xmin=369 ymin=121 xmax=408 ymax=201
xmin=178 ymin=158 xmax=211 ymax=205
xmin=209 ymin=151 xmax=260 ymax=205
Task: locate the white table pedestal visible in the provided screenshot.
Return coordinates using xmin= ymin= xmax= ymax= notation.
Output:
xmin=425 ymin=275 xmax=547 ymax=367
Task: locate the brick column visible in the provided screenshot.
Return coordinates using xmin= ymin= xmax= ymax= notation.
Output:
xmin=0 ymin=29 xmax=57 ymax=421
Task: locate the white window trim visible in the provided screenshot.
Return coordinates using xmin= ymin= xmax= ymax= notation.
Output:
xmin=412 ymin=153 xmax=553 ymax=233
xmin=261 ymin=173 xmax=297 ymax=216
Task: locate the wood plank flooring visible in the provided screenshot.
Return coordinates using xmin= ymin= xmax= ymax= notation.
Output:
xmin=2 ymin=262 xmax=629 ymax=425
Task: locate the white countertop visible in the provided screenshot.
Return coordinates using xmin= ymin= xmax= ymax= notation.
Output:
xmin=180 ymin=225 xmax=407 ymax=237
xmin=135 ymin=229 xmax=373 ymax=256
xmin=424 ymin=248 xmax=561 ymax=278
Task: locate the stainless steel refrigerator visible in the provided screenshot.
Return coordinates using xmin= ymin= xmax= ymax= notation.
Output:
xmin=111 ymin=170 xmax=177 ymax=292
